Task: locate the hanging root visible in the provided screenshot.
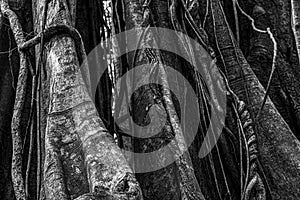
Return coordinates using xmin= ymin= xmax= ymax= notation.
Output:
xmin=36 ymin=1 xmax=51 ymax=197
xmin=220 ymin=69 xmax=269 ymax=199
xmin=23 ymin=60 xmax=36 ymax=198
xmin=202 ymin=0 xmax=209 ymax=27
xmin=233 ymin=0 xmax=278 ymax=120
xmin=8 ymin=29 xmax=16 ymax=90
xmin=25 ymin=109 xmax=35 ymax=198
xmin=232 ymin=95 xmax=268 ymax=200
xmin=255 ymin=28 xmax=277 ymax=120
xmin=0 ymin=0 xmax=28 ymax=199
xmin=232 ymin=0 xmax=240 ymax=44
xmin=0 ymin=47 xmax=18 ymax=55
xmin=0 ymin=10 xmax=3 ymax=30
xmin=180 ymin=0 xmax=210 ymax=50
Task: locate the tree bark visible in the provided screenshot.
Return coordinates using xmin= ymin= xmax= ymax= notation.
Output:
xmin=1 ymin=0 xmax=300 ymax=199
xmin=200 ymin=0 xmax=300 ymax=199
xmin=291 ymin=0 xmax=300 ymax=65
xmin=118 ymin=0 xmax=206 ymax=199
xmin=29 ymin=0 xmax=143 ymax=199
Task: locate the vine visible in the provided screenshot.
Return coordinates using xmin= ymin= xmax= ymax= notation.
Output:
xmin=233 ymin=0 xmax=278 ymax=121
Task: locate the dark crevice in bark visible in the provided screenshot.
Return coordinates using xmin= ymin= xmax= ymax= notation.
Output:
xmin=0 ymin=17 xmax=16 ymax=200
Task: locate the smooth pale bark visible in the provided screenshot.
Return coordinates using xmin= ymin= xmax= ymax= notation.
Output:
xmin=30 ymin=0 xmax=143 ymax=199
xmin=201 ymin=0 xmax=300 ymax=198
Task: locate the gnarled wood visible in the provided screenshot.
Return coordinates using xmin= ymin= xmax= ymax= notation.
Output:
xmin=204 ymin=0 xmax=300 ymax=198
xmin=30 ymin=0 xmax=143 ymax=199
xmin=121 ymin=0 xmax=207 ymax=199
xmin=0 ymin=0 xmax=28 ymax=199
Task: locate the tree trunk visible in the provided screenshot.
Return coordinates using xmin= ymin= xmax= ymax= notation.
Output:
xmin=199 ymin=0 xmax=300 ymax=199
xmin=1 ymin=0 xmax=300 ymax=199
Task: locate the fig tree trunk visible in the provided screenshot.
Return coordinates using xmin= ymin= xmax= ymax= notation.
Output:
xmin=1 ymin=0 xmax=300 ymax=200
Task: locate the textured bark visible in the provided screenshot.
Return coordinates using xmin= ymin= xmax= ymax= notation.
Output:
xmin=29 ymin=0 xmax=143 ymax=199
xmin=246 ymin=5 xmax=295 ymax=133
xmin=1 ymin=0 xmax=300 ymax=199
xmin=0 ymin=1 xmax=29 ymax=199
xmin=0 ymin=1 xmax=35 ymax=199
xmin=200 ymin=0 xmax=300 ymax=199
xmin=119 ymin=0 xmax=206 ymax=199
xmin=249 ymin=0 xmax=300 ymax=139
xmin=291 ymin=0 xmax=300 ymax=65
xmin=178 ymin=1 xmax=251 ymax=199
